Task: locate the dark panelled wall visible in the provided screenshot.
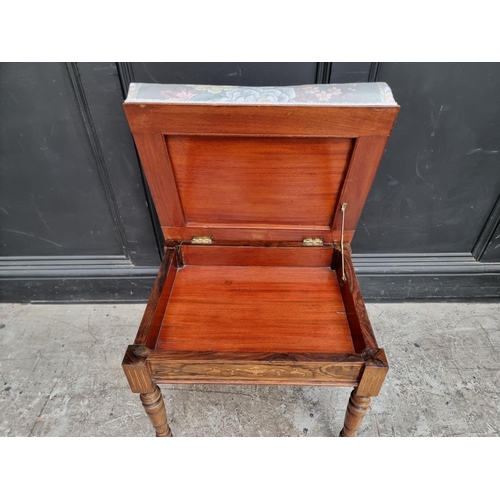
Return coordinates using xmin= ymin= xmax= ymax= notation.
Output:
xmin=0 ymin=63 xmax=160 ymax=302
xmin=0 ymin=63 xmax=123 ymax=257
xmin=1 ymin=62 xmax=499 ymax=302
xmin=357 ymin=63 xmax=500 ymax=254
xmin=354 ymin=63 xmax=500 ymax=299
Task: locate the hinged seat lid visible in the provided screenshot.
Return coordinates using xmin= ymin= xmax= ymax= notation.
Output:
xmin=123 ymin=83 xmax=399 ymax=244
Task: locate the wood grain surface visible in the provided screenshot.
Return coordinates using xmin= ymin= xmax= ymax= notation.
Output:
xmin=151 ymin=360 xmax=362 ymax=386
xmin=132 ymin=132 xmax=186 ymax=228
xmin=140 ymin=384 xmax=173 ymax=437
xmin=166 ymin=136 xmax=353 ymax=227
xmin=124 ymin=103 xmax=399 ymax=137
xmin=156 ymin=265 xmax=354 ymax=353
xmin=133 ymin=249 xmax=177 ymax=347
xmin=332 ymin=136 xmax=391 ymax=235
xmin=124 ymin=101 xmax=399 ymax=244
xmin=339 ymin=389 xmax=371 ymax=437
xmin=148 ymin=350 xmax=363 ymax=386
xmin=357 ymin=348 xmax=389 ymax=397
xmin=122 ymin=344 xmax=154 ymax=393
xmin=182 ymin=245 xmax=333 ymax=267
xmin=335 ymin=244 xmax=378 ymax=352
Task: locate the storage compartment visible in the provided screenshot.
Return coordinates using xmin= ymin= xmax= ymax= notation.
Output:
xmin=157 ymin=264 xmax=353 ymax=353
xmin=124 ymin=242 xmax=381 ymax=390
xmin=121 ymin=81 xmax=399 ymax=436
xmin=137 ymin=242 xmax=379 ymax=358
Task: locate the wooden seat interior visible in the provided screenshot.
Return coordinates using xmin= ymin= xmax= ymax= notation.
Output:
xmin=156 ymin=263 xmax=354 ymax=354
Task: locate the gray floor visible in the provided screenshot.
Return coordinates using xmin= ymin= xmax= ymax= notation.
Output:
xmin=0 ymin=302 xmax=499 ymax=437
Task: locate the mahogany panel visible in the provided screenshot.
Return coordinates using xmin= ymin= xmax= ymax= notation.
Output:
xmin=124 ymin=104 xmax=399 ymax=137
xmin=156 ymin=265 xmax=354 ymax=353
xmin=133 ymin=249 xmax=177 ymax=347
xmin=332 ymin=135 xmax=390 ymax=238
xmin=148 ymin=350 xmax=364 ymax=362
xmin=166 ymin=136 xmax=353 ymax=226
xmin=182 ymin=245 xmax=333 ymax=267
xmin=335 ymin=244 xmax=378 ymax=352
xmin=132 ymin=132 xmax=185 ymax=228
xmin=185 ymin=222 xmax=330 ymax=229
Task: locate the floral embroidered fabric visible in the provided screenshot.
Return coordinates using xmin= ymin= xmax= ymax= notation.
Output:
xmin=125 ymin=82 xmax=397 ymax=107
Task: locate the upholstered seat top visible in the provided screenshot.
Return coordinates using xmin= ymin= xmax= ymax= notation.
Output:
xmin=125 ymin=82 xmax=397 ymax=107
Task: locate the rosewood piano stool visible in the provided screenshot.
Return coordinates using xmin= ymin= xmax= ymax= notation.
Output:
xmin=121 ymin=82 xmax=400 ymax=437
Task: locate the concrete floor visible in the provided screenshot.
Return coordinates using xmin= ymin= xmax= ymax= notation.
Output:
xmin=0 ymin=302 xmax=499 ymax=437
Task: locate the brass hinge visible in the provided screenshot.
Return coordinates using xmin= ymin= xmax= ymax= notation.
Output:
xmin=302 ymin=238 xmax=323 ymax=247
xmin=191 ymin=236 xmax=213 ymax=245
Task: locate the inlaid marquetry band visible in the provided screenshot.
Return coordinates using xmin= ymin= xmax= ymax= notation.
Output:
xmin=152 ymin=361 xmax=363 ymax=385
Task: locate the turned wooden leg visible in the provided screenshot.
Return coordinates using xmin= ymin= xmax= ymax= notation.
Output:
xmin=140 ymin=384 xmax=173 ymax=437
xmin=339 ymin=389 xmax=371 ymax=437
